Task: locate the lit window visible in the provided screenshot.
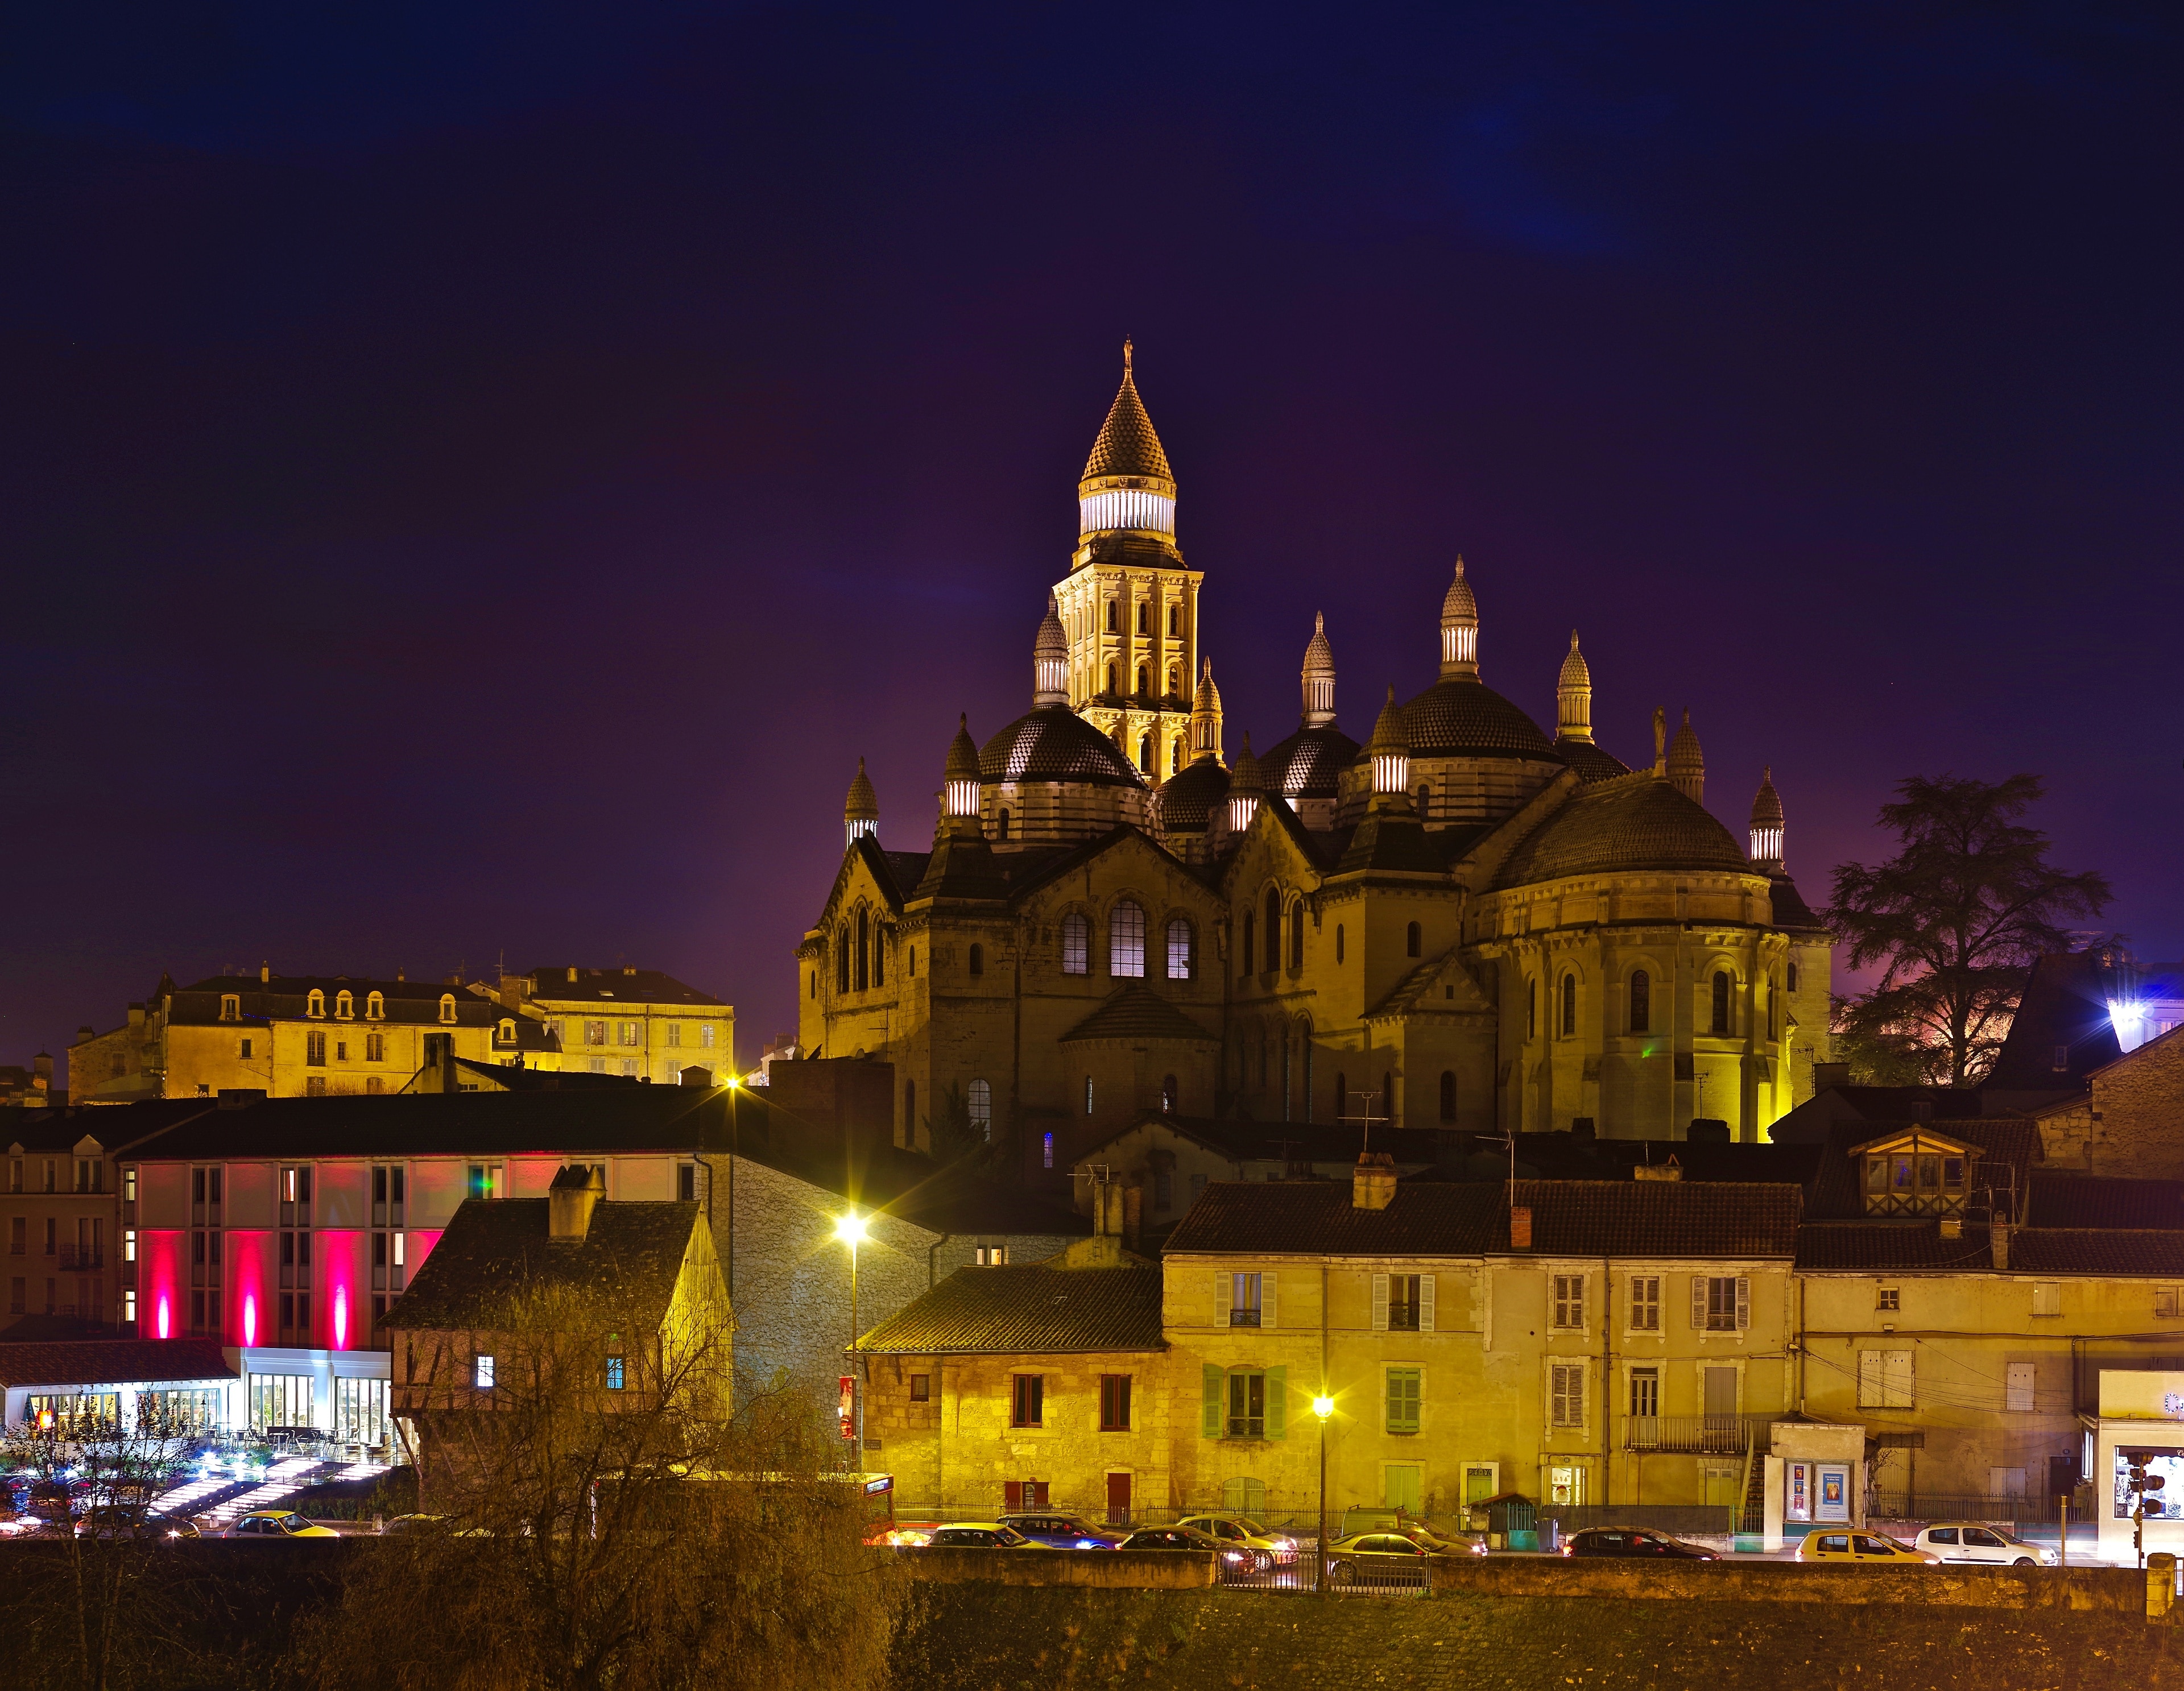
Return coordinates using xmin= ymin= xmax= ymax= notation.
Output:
xmin=1166 ymin=917 xmax=1195 ymax=980
xmin=1043 ymin=1132 xmax=1055 ymax=1168
xmin=474 ymin=1355 xmax=495 ymax=1389
xmin=700 ymin=1025 xmax=715 ymax=1047
xmin=604 ymin=1341 xmax=625 ymax=1391
xmin=967 ymin=1080 xmax=992 ymax=1141
xmin=1109 ymin=901 xmax=1145 ymax=976
xmin=440 ymin=994 xmax=457 ymax=1025
xmin=1061 ymin=914 xmax=1089 ymax=976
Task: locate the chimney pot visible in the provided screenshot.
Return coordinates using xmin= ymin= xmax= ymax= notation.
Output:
xmin=548 ymin=1163 xmax=606 ymax=1244
xmin=1352 ymin=1152 xmax=1397 ymax=1211
xmin=1990 ymin=1218 xmax=2011 ymax=1270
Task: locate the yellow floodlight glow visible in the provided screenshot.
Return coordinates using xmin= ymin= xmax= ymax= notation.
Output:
xmin=834 ymin=1212 xmax=868 ymax=1246
xmin=1311 ymin=1394 xmax=1335 ymax=1421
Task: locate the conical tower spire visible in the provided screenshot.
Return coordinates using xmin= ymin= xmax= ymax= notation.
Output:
xmin=941 ymin=715 xmax=982 ymax=827
xmin=1667 ymin=708 xmax=1705 ymax=805
xmin=1032 ymin=592 xmax=1068 ymax=707
xmin=1556 ymin=631 xmax=1593 ymax=743
xmin=1368 ymin=684 xmax=1414 ymax=805
xmin=1439 ymin=557 xmax=1480 ymax=678
xmin=1189 ymin=656 xmax=1225 ymax=764
xmin=1078 ymin=339 xmax=1176 ymax=538
xmin=1749 ymin=765 xmax=1785 ymax=872
xmin=1301 ymin=612 xmax=1336 ymax=728
xmin=1226 ymin=730 xmax=1262 ymax=834
xmin=842 ymin=757 xmax=879 ymax=850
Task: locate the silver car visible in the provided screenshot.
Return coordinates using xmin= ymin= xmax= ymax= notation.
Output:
xmin=1912 ymin=1522 xmax=2055 ymax=1565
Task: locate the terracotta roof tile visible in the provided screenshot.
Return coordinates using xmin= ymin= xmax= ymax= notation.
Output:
xmin=0 ymin=1338 xmax=235 ymax=1389
xmin=856 ymin=1262 xmax=1164 ymax=1354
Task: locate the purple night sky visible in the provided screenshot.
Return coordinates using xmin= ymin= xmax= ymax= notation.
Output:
xmin=2 ymin=4 xmax=2177 ymax=1070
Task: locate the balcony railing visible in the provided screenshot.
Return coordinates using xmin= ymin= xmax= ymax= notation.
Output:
xmin=1622 ymin=1414 xmax=1774 ymax=1454
xmin=58 ymin=1248 xmax=103 ymax=1271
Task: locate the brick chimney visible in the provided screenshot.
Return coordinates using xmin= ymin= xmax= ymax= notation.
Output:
xmin=548 ymin=1164 xmax=605 ymax=1244
xmin=1509 ymin=1205 xmax=1533 ymax=1249
xmin=1990 ymin=1218 xmax=2011 ymax=1271
xmin=1352 ymin=1152 xmax=1396 ymax=1211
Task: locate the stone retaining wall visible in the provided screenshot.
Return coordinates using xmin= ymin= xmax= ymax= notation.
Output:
xmin=1426 ymin=1555 xmax=2142 ymax=1611
xmin=898 ymin=1545 xmax=1217 ymax=1588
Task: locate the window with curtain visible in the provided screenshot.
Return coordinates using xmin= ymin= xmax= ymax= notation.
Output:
xmin=1109 ymin=901 xmax=1146 ymax=976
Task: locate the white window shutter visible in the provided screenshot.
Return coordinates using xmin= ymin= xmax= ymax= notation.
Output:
xmin=1261 ymin=1270 xmax=1277 ymax=1331
xmin=1735 ymin=1276 xmax=1750 ymax=1331
xmin=1858 ymin=1349 xmax=1881 ymax=1407
xmin=1884 ymin=1349 xmax=1914 ymax=1410
xmin=2006 ymin=1362 xmax=2034 ymax=1413
xmin=1216 ymin=1274 xmax=1231 ymax=1324
xmin=1691 ymin=1276 xmax=1707 ymax=1330
xmin=1420 ymin=1274 xmax=1436 ymax=1333
xmin=1372 ymin=1273 xmax=1389 ymax=1332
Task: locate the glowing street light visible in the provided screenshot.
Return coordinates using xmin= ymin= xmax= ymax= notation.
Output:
xmin=836 ymin=1211 xmax=868 ymax=1468
xmin=1313 ymin=1391 xmax=1335 ymax=1594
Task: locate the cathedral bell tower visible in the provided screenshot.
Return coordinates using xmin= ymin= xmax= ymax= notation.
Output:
xmin=1054 ymin=342 xmax=1205 ymax=788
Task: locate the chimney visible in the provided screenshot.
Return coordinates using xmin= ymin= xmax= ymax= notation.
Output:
xmin=1990 ymin=1218 xmax=2011 ymax=1271
xmin=1352 ymin=1151 xmax=1396 ymax=1211
xmin=624 ymin=964 xmax=638 ymax=976
xmin=1509 ymin=1205 xmax=1533 ymax=1249
xmin=260 ymin=962 xmax=271 ymax=983
xmin=568 ymin=967 xmax=580 ymax=983
xmin=1633 ymin=1156 xmax=1682 ymax=1183
xmin=1938 ymin=1217 xmax=1962 ymax=1240
xmin=1123 ymin=1184 xmax=1143 ymax=1251
xmin=548 ymin=1164 xmax=606 ymax=1244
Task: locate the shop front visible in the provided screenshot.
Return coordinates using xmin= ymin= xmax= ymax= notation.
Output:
xmin=2094 ymin=1369 xmax=2184 ymax=1564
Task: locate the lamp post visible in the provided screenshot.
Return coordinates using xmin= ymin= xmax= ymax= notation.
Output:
xmin=835 ymin=1211 xmax=867 ymax=1470
xmin=1312 ymin=1393 xmax=1335 ymax=1594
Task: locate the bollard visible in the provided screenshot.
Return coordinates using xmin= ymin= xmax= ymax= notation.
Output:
xmin=2146 ymin=1552 xmax=2176 ymax=1621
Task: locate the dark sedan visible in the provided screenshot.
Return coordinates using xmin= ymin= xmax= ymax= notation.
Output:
xmin=1118 ymin=1525 xmax=1254 ymax=1569
xmin=998 ymin=1511 xmax=1126 ymax=1549
xmin=1560 ymin=1527 xmax=1718 ymax=1560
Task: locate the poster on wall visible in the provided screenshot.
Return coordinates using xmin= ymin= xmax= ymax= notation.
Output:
xmin=1785 ymin=1461 xmax=1811 ymax=1523
xmin=1816 ymin=1465 xmax=1850 ymax=1523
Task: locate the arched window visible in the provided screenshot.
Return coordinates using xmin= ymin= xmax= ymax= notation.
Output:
xmin=1136 ymin=664 xmax=1149 ymax=695
xmin=1171 ymin=735 xmax=1185 ymax=773
xmin=1265 ymin=891 xmax=1281 ymax=966
xmin=1168 ymin=664 xmax=1180 ymax=695
xmin=1527 ymin=979 xmax=1537 ymax=1040
xmin=307 ymin=990 xmax=326 ymax=1019
xmin=335 ymin=990 xmax=354 ymax=1020
xmin=439 ymin=993 xmax=457 ymax=1025
xmin=837 ymin=928 xmax=851 ymax=993
xmin=1406 ymin=921 xmax=1422 ymax=959
xmin=1561 ymin=973 xmax=1577 ymax=1037
xmin=1439 ymin=1070 xmax=1457 ymax=1123
xmin=1335 ymin=1070 xmax=1348 ymax=1114
xmin=1109 ymin=900 xmax=1146 ymax=977
xmin=855 ymin=909 xmax=870 ymax=992
xmin=873 ymin=927 xmax=886 ymax=988
xmin=366 ymin=991 xmax=384 ymax=1021
xmin=1711 ymin=970 xmax=1731 ymax=1035
xmin=1136 ymin=601 xmax=1148 ymax=635
xmin=1166 ymin=917 xmax=1195 ymax=980
xmin=1083 ymin=1075 xmax=1095 ymax=1116
xmin=1787 ymin=959 xmax=1800 ymax=993
xmin=1106 ymin=600 xmax=1118 ymax=632
xmin=1061 ymin=913 xmax=1089 ymax=975
xmin=969 ymin=943 xmax=985 ymax=977
xmin=1106 ymin=662 xmax=1119 ymax=695
xmin=1169 ymin=603 xmax=1181 ymax=636
xmin=1138 ymin=733 xmax=1153 ymax=771
xmin=1416 ymin=783 xmax=1430 ymax=817
xmin=1629 ymin=969 xmax=1651 ymax=1034
xmin=809 ymin=971 xmax=817 ymax=999
xmin=1288 ymin=903 xmax=1304 ymax=970
xmin=908 ymin=947 xmax=916 ymax=977
xmin=967 ymin=1079 xmax=992 ymax=1141
xmin=1161 ymin=1073 xmax=1177 ymax=1113
xmin=498 ymin=1018 xmax=516 ymax=1045
xmin=996 ymin=807 xmax=1011 ymax=842
xmin=1240 ymin=911 xmax=1255 ymax=975
xmin=1335 ymin=924 xmax=1345 ymax=964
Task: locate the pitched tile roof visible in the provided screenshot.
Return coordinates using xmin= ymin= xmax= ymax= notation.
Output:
xmin=855 ymin=1262 xmax=1164 ymax=1355
xmin=524 ymin=967 xmax=726 ymax=1006
xmin=1058 ymin=985 xmax=1218 ymax=1045
xmin=1163 ymin=1180 xmax=1503 ymax=1257
xmin=1493 ymin=1180 xmax=1801 ymax=1257
xmin=1985 ymin=950 xmax=2124 ymax=1089
xmin=2008 ymin=1229 xmax=2184 ymax=1276
xmin=385 ymin=1196 xmax=702 ymax=1332
xmin=0 ymin=1338 xmax=235 ymax=1389
xmin=2030 ymin=1172 xmax=2184 ymax=1230
xmin=1794 ymin=1221 xmax=1995 ymax=1273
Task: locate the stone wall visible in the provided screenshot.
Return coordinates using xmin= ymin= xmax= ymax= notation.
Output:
xmin=2037 ymin=1027 xmax=2184 ymax=1177
xmin=898 ymin=1546 xmax=1215 ymax=1587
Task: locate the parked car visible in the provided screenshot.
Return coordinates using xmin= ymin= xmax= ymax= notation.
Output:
xmin=1391 ymin=1522 xmax=1488 ymax=1557
xmin=1560 ymin=1527 xmax=1716 ymax=1560
xmin=76 ymin=1506 xmax=200 ymax=1541
xmin=1796 ymin=1530 xmax=1937 ymax=1565
xmin=223 ymin=1511 xmax=336 ymax=1540
xmin=377 ymin=1514 xmax=451 ymax=1536
xmin=925 ymin=1522 xmax=1034 ymax=1548
xmin=1118 ymin=1525 xmax=1253 ymax=1568
xmin=998 ymin=1511 xmax=1126 ymax=1549
xmin=1322 ymin=1531 xmax=1437 ymax=1584
xmin=1174 ymin=1514 xmax=1300 ymax=1570
xmin=1913 ymin=1523 xmax=2055 ymax=1566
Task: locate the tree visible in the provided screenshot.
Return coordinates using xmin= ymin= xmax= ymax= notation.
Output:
xmin=1828 ymin=774 xmax=2111 ymax=1087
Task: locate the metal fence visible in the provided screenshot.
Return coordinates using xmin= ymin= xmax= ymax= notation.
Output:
xmin=1538 ymin=1505 xmax=1736 ymax=1539
xmin=1869 ymin=1494 xmax=2067 ymax=1526
xmin=1215 ymin=1556 xmax=1429 ymax=1598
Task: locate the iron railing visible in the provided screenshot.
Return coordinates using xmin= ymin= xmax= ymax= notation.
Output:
xmin=1868 ymin=1494 xmax=2067 ymax=1526
xmin=1621 ymin=1414 xmax=1773 ymax=1453
xmin=1539 ymin=1505 xmax=1736 ymax=1537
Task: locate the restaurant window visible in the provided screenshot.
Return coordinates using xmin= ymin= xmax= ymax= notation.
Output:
xmin=1099 ymin=1374 xmax=1132 ymax=1431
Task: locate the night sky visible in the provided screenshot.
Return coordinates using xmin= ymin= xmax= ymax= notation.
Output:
xmin=4 ymin=4 xmax=2178 ymax=1072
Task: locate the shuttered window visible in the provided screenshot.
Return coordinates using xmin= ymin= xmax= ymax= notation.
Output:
xmin=1552 ymin=1275 xmax=1585 ymax=1331
xmin=1549 ymin=1362 xmax=1585 ymax=1429
xmin=1694 ymin=1275 xmax=1750 ymax=1331
xmin=1629 ymin=1276 xmax=1661 ymax=1332
xmin=2005 ymin=1363 xmax=2034 ymax=1414
xmin=1385 ymin=1367 xmax=1421 ymax=1435
xmin=1858 ymin=1349 xmax=1914 ymax=1410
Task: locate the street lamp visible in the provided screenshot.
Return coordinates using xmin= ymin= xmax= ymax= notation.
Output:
xmin=835 ymin=1211 xmax=868 ymax=1469
xmin=1312 ymin=1393 xmax=1335 ymax=1594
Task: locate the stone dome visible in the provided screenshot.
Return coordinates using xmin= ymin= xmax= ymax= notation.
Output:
xmin=1557 ymin=741 xmax=1632 ymax=785
xmin=1156 ymin=756 xmax=1232 ymax=834
xmin=1400 ymin=678 xmax=1557 ymax=759
xmin=1081 ymin=342 xmax=1173 ymax=493
xmin=1495 ymin=772 xmax=1750 ymax=889
xmin=979 ymin=706 xmax=1144 ymax=789
xmin=1259 ymin=725 xmax=1361 ymax=801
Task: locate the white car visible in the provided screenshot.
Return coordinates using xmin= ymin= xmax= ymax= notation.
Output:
xmin=1913 ymin=1522 xmax=2055 ymax=1565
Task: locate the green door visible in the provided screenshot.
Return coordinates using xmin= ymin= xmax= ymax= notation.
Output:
xmin=1385 ymin=1465 xmax=1423 ymax=1515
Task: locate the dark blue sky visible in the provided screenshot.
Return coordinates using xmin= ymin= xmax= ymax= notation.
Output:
xmin=3 ymin=3 xmax=2177 ymax=1069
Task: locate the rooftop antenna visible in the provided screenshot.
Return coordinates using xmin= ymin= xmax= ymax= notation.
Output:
xmin=1337 ymin=1088 xmax=1390 ymax=1158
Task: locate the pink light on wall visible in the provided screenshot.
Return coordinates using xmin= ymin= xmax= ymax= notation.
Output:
xmin=156 ymin=1295 xmax=170 ymax=1340
xmin=333 ymin=1285 xmax=348 ymax=1350
xmin=242 ymin=1294 xmax=257 ymax=1348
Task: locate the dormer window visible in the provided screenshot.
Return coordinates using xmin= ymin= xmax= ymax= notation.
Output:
xmin=220 ymin=994 xmax=240 ymax=1022
xmin=335 ymin=990 xmax=354 ymax=1021
xmin=497 ymin=1019 xmax=516 ymax=1046
xmin=439 ymin=994 xmax=458 ymax=1025
xmin=1856 ymin=1129 xmax=1974 ymax=1216
xmin=307 ymin=990 xmax=326 ymax=1019
xmin=366 ymin=991 xmax=384 ymax=1021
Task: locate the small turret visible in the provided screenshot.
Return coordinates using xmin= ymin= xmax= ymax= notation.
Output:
xmin=843 ymin=757 xmax=879 ymax=850
xmin=1368 ymin=684 xmax=1413 ymax=808
xmin=1189 ymin=656 xmax=1225 ymax=763
xmin=1556 ymin=631 xmax=1592 ymax=744
xmin=1439 ymin=557 xmax=1479 ymax=679
xmin=1749 ymin=766 xmax=1785 ymax=873
xmin=1226 ymin=731 xmax=1263 ymax=834
xmin=942 ymin=715 xmax=981 ymax=828
xmin=1667 ymin=708 xmax=1705 ymax=805
xmin=1032 ymin=592 xmax=1068 ymax=707
xmin=1301 ymin=612 xmax=1337 ymax=728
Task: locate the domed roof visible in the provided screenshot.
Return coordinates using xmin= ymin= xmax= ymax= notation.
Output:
xmin=1156 ymin=756 xmax=1232 ymax=833
xmin=1302 ymin=612 xmax=1334 ymax=679
xmin=1260 ymin=724 xmax=1361 ymax=801
xmin=1441 ymin=556 xmax=1477 ymax=624
xmin=1668 ymin=708 xmax=1703 ymax=780
xmin=1193 ymin=655 xmax=1222 ymax=716
xmin=1556 ymin=740 xmax=1632 ymax=785
xmin=1495 ymin=773 xmax=1751 ymax=889
xmin=1368 ymin=683 xmax=1408 ymax=756
xmin=1401 ymin=678 xmax=1557 ymax=759
xmin=1750 ymin=765 xmax=1785 ymax=828
xmin=1081 ymin=342 xmax=1173 ymax=491
xmin=1558 ymin=630 xmax=1590 ymax=691
xmin=1034 ymin=592 xmax=1066 ymax=658
xmin=979 ymin=706 xmax=1144 ymax=789
xmin=843 ymin=756 xmax=878 ymax=821
xmin=944 ymin=715 xmax=981 ymax=784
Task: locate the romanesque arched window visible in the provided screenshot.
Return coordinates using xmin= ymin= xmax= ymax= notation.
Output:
xmin=1171 ymin=736 xmax=1185 ymax=774
xmin=967 ymin=1078 xmax=992 ymax=1141
xmin=1061 ymin=913 xmax=1089 ymax=975
xmin=837 ymin=928 xmax=851 ymax=994
xmin=1136 ymin=664 xmax=1149 ymax=695
xmin=1265 ymin=891 xmax=1282 ymax=965
xmin=1109 ymin=901 xmax=1146 ymax=977
xmin=1561 ymin=973 xmax=1577 ymax=1037
xmin=1166 ymin=917 xmax=1194 ymax=980
xmin=873 ymin=927 xmax=886 ymax=988
xmin=1241 ymin=911 xmax=1255 ymax=975
xmin=969 ymin=943 xmax=985 ymax=977
xmin=1406 ymin=921 xmax=1422 ymax=959
xmin=1711 ymin=970 xmax=1731 ymax=1035
xmin=1106 ymin=662 xmax=1119 ymax=695
xmin=855 ymin=909 xmax=870 ymax=993
xmin=1629 ymin=969 xmax=1651 ymax=1034
xmin=1161 ymin=1073 xmax=1177 ymax=1113
xmin=1168 ymin=665 xmax=1180 ymax=696
xmin=1787 ymin=959 xmax=1800 ymax=993
xmin=1138 ymin=733 xmax=1153 ymax=771
xmin=1136 ymin=601 xmax=1148 ymax=635
xmin=996 ymin=807 xmax=1010 ymax=842
xmin=1288 ymin=903 xmax=1304 ymax=970
xmin=1106 ymin=600 xmax=1118 ymax=632
xmin=1439 ymin=1070 xmax=1457 ymax=1123
xmin=1168 ymin=603 xmax=1180 ymax=636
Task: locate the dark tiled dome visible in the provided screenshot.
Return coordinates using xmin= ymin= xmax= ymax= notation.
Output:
xmin=979 ymin=707 xmax=1145 ymax=789
xmin=1082 ymin=367 xmax=1172 ymax=486
xmin=1259 ymin=726 xmax=1362 ymax=800
xmin=1401 ymin=678 xmax=1556 ymax=759
xmin=1556 ymin=740 xmax=1632 ymax=785
xmin=1495 ymin=773 xmax=1749 ymax=889
xmin=1156 ymin=756 xmax=1232 ymax=832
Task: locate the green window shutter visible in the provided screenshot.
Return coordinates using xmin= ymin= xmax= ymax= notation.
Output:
xmin=1265 ymin=1365 xmax=1287 ymax=1440
xmin=1202 ymin=1364 xmax=1224 ymax=1439
xmin=1387 ymin=1367 xmax=1421 ymax=1434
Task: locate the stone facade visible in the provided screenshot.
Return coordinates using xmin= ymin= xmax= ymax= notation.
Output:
xmin=2032 ymin=1023 xmax=2184 ymax=1177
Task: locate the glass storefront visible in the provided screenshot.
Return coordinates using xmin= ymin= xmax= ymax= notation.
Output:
xmin=2113 ymin=1445 xmax=2184 ymax=1519
xmin=135 ymin=1389 xmax=222 ymax=1433
xmin=23 ymin=1392 xmax=121 ymax=1436
xmin=250 ymin=1373 xmax=315 ymax=1431
xmin=333 ymin=1377 xmax=389 ymax=1446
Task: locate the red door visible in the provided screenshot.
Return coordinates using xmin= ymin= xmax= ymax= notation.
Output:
xmin=1106 ymin=1472 xmax=1132 ymax=1526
